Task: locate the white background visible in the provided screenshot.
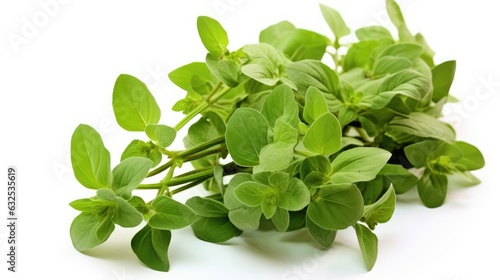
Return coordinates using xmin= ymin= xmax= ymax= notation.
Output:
xmin=1 ymin=0 xmax=499 ymax=279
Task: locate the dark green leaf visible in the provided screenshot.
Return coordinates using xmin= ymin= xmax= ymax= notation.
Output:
xmin=418 ymin=170 xmax=448 ymax=208
xmin=379 ymin=164 xmax=418 ymax=194
xmin=191 ymin=216 xmax=242 ymax=243
xmin=131 ymin=225 xmax=171 ymax=272
xmin=306 ymin=215 xmax=336 ymax=248
xmin=185 ymin=196 xmax=228 ymax=218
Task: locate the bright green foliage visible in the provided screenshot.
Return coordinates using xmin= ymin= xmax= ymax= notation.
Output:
xmin=69 ymin=0 xmax=484 ymax=273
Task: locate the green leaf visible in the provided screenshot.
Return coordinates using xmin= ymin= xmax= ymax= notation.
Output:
xmin=131 ymin=225 xmax=171 ymax=272
xmin=112 ymin=157 xmax=152 ymax=200
xmin=148 ymin=196 xmax=196 ymax=230
xmin=356 ymin=26 xmax=393 ymax=41
xmin=69 ymin=197 xmax=115 ymax=212
xmin=70 ymin=212 xmax=115 ymax=251
xmin=241 ymin=43 xmax=289 ymax=86
xmin=418 ymin=170 xmax=448 ymax=208
xmin=386 ymin=0 xmax=413 ymax=41
xmin=112 ymin=197 xmax=143 ymax=228
xmin=145 ymin=124 xmax=176 ymax=148
xmin=225 ymin=108 xmax=269 ymax=166
xmin=112 ymin=74 xmax=161 ymax=131
xmin=354 ymin=223 xmax=378 ymax=271
xmin=319 ymin=4 xmax=350 ymax=40
xmin=387 ymin=112 xmax=455 ymax=143
xmin=206 ymin=54 xmax=240 ymax=87
xmin=432 ymin=60 xmax=456 ymax=102
xmin=379 ymin=164 xmax=418 ymax=194
xmin=300 ymin=155 xmax=332 ymax=181
xmin=362 ymin=186 xmax=396 ymax=229
xmin=197 ymin=16 xmax=229 ymax=57
xmin=306 ymin=215 xmax=336 ymax=248
xmin=342 ymin=40 xmax=381 ymax=71
xmin=279 ymin=178 xmax=310 ymax=211
xmin=190 ymin=216 xmax=242 ymax=243
xmin=260 ymin=21 xmax=329 ymax=61
xmin=71 ymin=124 xmax=111 ymax=189
xmin=303 ymin=87 xmax=329 ymax=125
xmin=372 ymin=56 xmax=413 ymax=77
xmin=330 ymin=148 xmax=391 ymax=184
xmin=185 ymin=196 xmax=228 ymax=218
xmin=454 ymin=141 xmax=485 ymax=170
xmin=168 ymin=62 xmax=215 ymax=91
xmin=256 ymin=142 xmax=295 ymax=173
xmin=224 ymin=174 xmax=262 ymax=230
xmin=303 ymin=113 xmax=342 ymax=156
xmin=307 ymin=184 xmax=364 ymax=230
xmin=121 ymin=140 xmax=162 ymax=168
xmin=271 ymin=208 xmax=290 ymax=232
xmin=261 ymin=84 xmax=299 ymax=128
xmin=286 ymin=60 xmax=339 ymax=94
xmin=234 ymin=181 xmax=272 ymax=207
xmin=262 ymin=198 xmax=278 ymax=219
xmin=379 ymin=43 xmax=423 ymax=60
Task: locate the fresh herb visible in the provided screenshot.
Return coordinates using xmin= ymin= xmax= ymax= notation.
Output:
xmin=69 ymin=0 xmax=484 ymax=272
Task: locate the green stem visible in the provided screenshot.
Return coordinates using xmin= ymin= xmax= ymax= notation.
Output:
xmin=173 ymin=81 xmax=230 ymax=131
xmin=166 ymin=169 xmax=214 ymax=186
xmin=170 ymin=179 xmax=207 ymax=195
xmin=146 ymin=136 xmax=226 ymax=178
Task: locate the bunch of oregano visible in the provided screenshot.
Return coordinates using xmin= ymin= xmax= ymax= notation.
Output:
xmin=69 ymin=0 xmax=485 ymax=272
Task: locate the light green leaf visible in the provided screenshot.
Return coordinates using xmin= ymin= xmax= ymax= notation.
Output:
xmin=379 ymin=43 xmax=423 ymax=60
xmin=454 ymin=141 xmax=485 ymax=170
xmin=331 ymin=148 xmax=391 ymax=184
xmin=256 ymin=142 xmax=295 ymax=173
xmin=112 ymin=197 xmax=143 ymax=228
xmin=271 ymin=208 xmax=290 ymax=232
xmin=362 ymin=186 xmax=396 ymax=229
xmin=307 ymin=184 xmax=364 ymax=230
xmin=354 ymin=223 xmax=378 ymax=271
xmin=300 ymin=155 xmax=331 ymax=180
xmin=319 ymin=4 xmax=350 ymax=40
xmin=279 ymin=178 xmax=310 ymax=211
xmin=234 ymin=181 xmax=272 ymax=207
xmin=286 ymin=60 xmax=339 ymax=94
xmin=112 ymin=157 xmax=152 ymax=200
xmin=148 ymin=196 xmax=196 ymax=230
xmin=356 ymin=26 xmax=393 ymax=41
xmin=386 ymin=0 xmax=413 ymax=41
xmin=304 ymin=113 xmax=342 ymax=155
xmin=112 ymin=74 xmax=161 ymax=131
xmin=69 ymin=197 xmax=115 ymax=212
xmin=342 ymin=40 xmax=381 ymax=71
xmin=404 ymin=140 xmax=444 ymax=168
xmin=70 ymin=212 xmax=115 ymax=251
xmin=206 ymin=53 xmax=240 ymax=87
xmin=168 ymin=62 xmax=216 ymax=91
xmin=387 ymin=112 xmax=455 ymax=143
xmin=225 ymin=108 xmax=269 ymax=166
xmin=306 ymin=215 xmax=336 ymax=248
xmin=224 ymin=174 xmax=262 ymax=230
xmin=372 ymin=56 xmax=413 ymax=77
xmin=418 ymin=170 xmax=448 ymax=208
xmin=131 ymin=225 xmax=171 ymax=272
xmin=261 ymin=85 xmax=299 ymax=128
xmin=197 ymin=16 xmax=229 ymax=57
xmin=304 ymin=87 xmax=329 ymax=125
xmin=432 ymin=60 xmax=456 ymax=102
xmin=262 ymin=198 xmax=278 ymax=219
xmin=145 ymin=124 xmax=176 ymax=148
xmin=121 ymin=140 xmax=162 ymax=168
xmin=71 ymin=124 xmax=111 ymax=189
xmin=260 ymin=21 xmax=329 ymax=61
